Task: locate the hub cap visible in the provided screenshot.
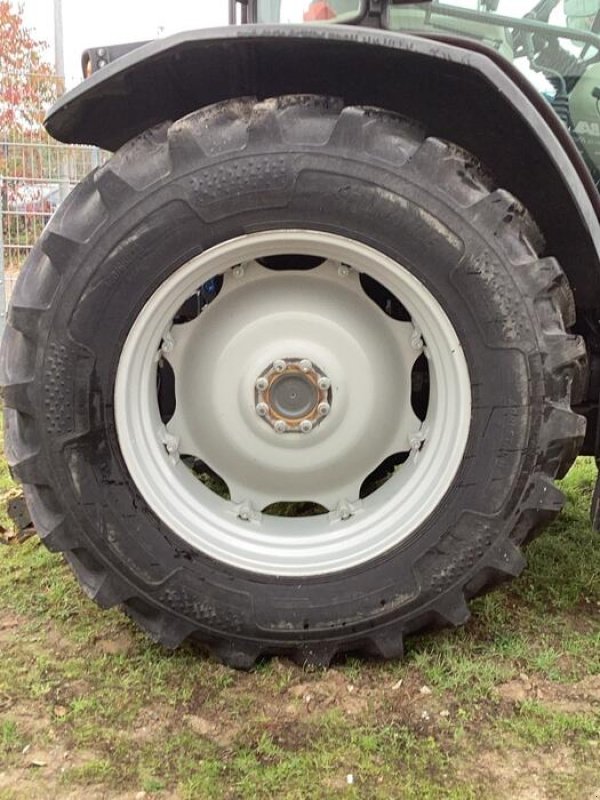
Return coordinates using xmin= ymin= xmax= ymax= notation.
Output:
xmin=255 ymin=358 xmax=331 ymax=433
xmin=114 ymin=231 xmax=471 ymax=576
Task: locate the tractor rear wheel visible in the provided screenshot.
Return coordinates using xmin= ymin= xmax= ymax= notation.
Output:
xmin=1 ymin=96 xmax=586 ymax=667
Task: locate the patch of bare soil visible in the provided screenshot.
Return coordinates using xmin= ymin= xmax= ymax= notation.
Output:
xmin=93 ymin=631 xmax=137 ymax=657
xmin=470 ymin=746 xmax=578 ymax=800
xmin=497 ymin=673 xmax=600 ymax=714
xmin=0 ymin=612 xmax=26 ymax=644
xmin=0 ymin=747 xmax=101 ymax=800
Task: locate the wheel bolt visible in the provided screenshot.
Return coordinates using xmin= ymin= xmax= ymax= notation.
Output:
xmin=318 ymin=376 xmax=331 ymax=391
xmin=300 ymin=419 xmax=313 ymax=433
xmin=232 ymin=265 xmax=245 ymax=278
xmin=256 ymin=402 xmax=269 ymax=417
xmin=256 ymin=377 xmax=269 ymax=392
xmin=273 ymin=359 xmax=286 ymax=372
xmin=274 ymin=420 xmax=287 ymax=433
xmin=299 ymin=359 xmax=312 ymax=373
xmin=338 ymin=265 xmax=350 ymax=277
xmin=410 ymin=432 xmax=425 ymax=450
xmin=318 ymin=402 xmax=330 ymax=417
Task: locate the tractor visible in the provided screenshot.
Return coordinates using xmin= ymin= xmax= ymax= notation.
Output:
xmin=2 ymin=0 xmax=599 ymax=667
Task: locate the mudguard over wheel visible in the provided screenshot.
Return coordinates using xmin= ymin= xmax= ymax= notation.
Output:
xmin=1 ymin=96 xmax=587 ymax=667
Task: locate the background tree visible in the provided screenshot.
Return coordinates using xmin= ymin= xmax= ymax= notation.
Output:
xmin=1 ymin=1 xmax=58 ymax=270
xmin=0 ymin=1 xmax=56 ymax=128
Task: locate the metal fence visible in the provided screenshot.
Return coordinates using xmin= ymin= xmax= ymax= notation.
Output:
xmin=1 ymin=72 xmax=106 ymax=325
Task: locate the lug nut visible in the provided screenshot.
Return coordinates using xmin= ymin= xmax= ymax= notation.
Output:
xmin=165 ymin=438 xmax=178 ymax=454
xmin=256 ymin=402 xmax=269 ymax=417
xmin=256 ymin=377 xmax=269 ymax=392
xmin=274 ymin=420 xmax=287 ymax=433
xmin=318 ymin=376 xmax=331 ymax=391
xmin=232 ymin=265 xmax=245 ymax=278
xmin=300 ymin=419 xmax=313 ymax=433
xmin=318 ymin=402 xmax=331 ymax=417
xmin=409 ymin=431 xmax=425 ymax=450
xmin=273 ymin=359 xmax=286 ymax=372
xmin=338 ymin=265 xmax=350 ymax=277
xmin=299 ymin=359 xmax=312 ymax=373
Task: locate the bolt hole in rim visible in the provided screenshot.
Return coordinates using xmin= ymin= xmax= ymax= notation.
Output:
xmin=115 ymin=231 xmax=471 ymax=576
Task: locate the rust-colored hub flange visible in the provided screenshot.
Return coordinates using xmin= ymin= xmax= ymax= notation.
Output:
xmin=255 ymin=358 xmax=332 ymax=434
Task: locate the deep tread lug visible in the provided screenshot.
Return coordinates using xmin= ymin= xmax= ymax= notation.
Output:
xmin=290 ymin=644 xmax=338 ymax=669
xmin=94 ymin=169 xmax=137 ymax=207
xmin=8 ymin=305 xmax=44 ymax=339
xmin=211 ymin=642 xmax=263 ymax=670
xmin=40 ymin=231 xmax=82 ymax=271
xmin=408 ymin=138 xmax=492 ymax=205
xmin=542 ymin=405 xmax=586 ymax=478
xmin=2 ymin=381 xmax=34 ymax=415
xmin=64 ymin=549 xmax=134 ymax=609
xmin=38 ymin=517 xmax=79 ymax=552
xmin=4 ymin=409 xmax=45 ymax=482
xmin=329 ymin=105 xmax=367 ymax=148
xmin=468 ymin=190 xmax=543 ymax=262
xmin=167 ymin=123 xmax=208 ymax=169
xmin=90 ymin=574 xmax=134 ymax=609
xmin=484 ymin=540 xmax=527 ymax=579
xmin=432 ymin=595 xmax=471 ymax=627
xmin=363 ymin=630 xmax=405 ymax=660
xmin=11 ymin=458 xmax=43 ymax=485
xmin=123 ymin=600 xmax=196 ymax=649
xmin=524 ymin=474 xmax=565 ymax=514
xmin=248 ymin=99 xmax=285 ymax=144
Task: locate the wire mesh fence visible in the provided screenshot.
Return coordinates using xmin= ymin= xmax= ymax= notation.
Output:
xmin=1 ymin=72 xmax=106 ymax=311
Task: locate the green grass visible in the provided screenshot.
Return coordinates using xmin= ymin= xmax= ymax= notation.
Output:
xmin=500 ymin=699 xmax=600 ymax=747
xmin=0 ymin=459 xmax=598 ymax=799
xmin=0 ymin=720 xmax=24 ymax=757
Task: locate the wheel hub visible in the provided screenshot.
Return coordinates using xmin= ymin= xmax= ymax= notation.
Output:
xmin=255 ymin=358 xmax=331 ymax=433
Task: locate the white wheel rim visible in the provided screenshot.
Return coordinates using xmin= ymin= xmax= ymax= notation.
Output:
xmin=114 ymin=231 xmax=471 ymax=576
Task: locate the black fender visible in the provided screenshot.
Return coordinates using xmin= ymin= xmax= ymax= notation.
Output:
xmin=46 ymin=24 xmax=600 ymax=315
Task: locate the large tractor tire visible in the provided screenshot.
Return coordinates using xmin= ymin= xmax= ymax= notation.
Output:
xmin=1 ymin=96 xmax=587 ymax=667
